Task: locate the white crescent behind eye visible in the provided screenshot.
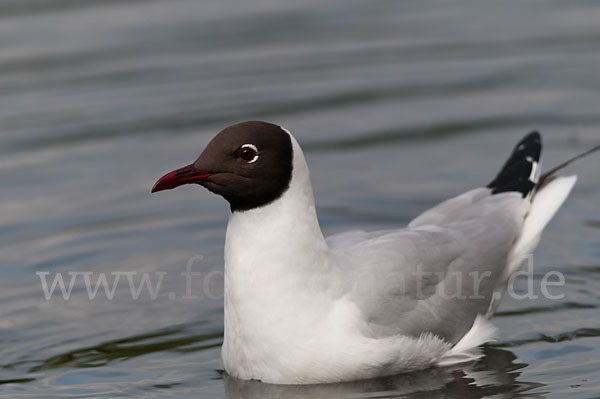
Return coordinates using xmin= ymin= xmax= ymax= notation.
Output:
xmin=241 ymin=144 xmax=259 ymax=163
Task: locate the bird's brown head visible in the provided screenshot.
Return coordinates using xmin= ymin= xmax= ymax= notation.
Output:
xmin=152 ymin=121 xmax=294 ymax=212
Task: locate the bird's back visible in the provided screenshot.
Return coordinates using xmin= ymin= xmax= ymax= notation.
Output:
xmin=328 ymin=131 xmax=577 ymax=345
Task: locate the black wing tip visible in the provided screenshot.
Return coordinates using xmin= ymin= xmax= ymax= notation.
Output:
xmin=515 ymin=131 xmax=541 ymax=157
xmin=487 ymin=131 xmax=542 ymax=198
xmin=523 ymin=130 xmax=541 ymax=140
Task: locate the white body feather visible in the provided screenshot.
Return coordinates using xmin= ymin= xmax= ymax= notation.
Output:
xmin=221 ymin=133 xmax=576 ymax=384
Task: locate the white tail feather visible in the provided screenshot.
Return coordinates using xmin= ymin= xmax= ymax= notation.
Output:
xmin=512 ymin=175 xmax=577 ymax=258
xmin=488 ymin=175 xmax=577 ymax=316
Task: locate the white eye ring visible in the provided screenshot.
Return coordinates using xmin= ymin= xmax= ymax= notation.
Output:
xmin=239 ymin=143 xmax=260 ymax=163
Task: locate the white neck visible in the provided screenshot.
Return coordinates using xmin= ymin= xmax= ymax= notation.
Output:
xmin=224 ymin=134 xmax=328 ymax=277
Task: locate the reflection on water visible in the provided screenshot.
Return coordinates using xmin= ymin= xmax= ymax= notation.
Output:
xmin=1 ymin=0 xmax=600 ymax=397
xmin=224 ymin=347 xmax=543 ymax=399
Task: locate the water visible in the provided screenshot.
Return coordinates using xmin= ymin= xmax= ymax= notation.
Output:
xmin=1 ymin=0 xmax=599 ymax=397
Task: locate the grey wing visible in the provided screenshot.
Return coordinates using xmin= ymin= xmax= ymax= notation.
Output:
xmin=327 ymin=188 xmax=529 ymax=344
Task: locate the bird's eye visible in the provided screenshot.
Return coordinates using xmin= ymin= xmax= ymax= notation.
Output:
xmin=237 ymin=144 xmax=259 ymax=163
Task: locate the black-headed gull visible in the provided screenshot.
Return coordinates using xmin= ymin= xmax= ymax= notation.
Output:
xmin=152 ymin=121 xmax=596 ymax=384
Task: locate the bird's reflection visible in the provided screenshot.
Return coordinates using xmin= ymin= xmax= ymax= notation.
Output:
xmin=223 ymin=347 xmax=546 ymax=399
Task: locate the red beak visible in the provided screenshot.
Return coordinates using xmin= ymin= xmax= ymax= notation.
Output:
xmin=151 ymin=164 xmax=213 ymax=193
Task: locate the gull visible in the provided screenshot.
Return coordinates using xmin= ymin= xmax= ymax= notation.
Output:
xmin=152 ymin=121 xmax=598 ymax=384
